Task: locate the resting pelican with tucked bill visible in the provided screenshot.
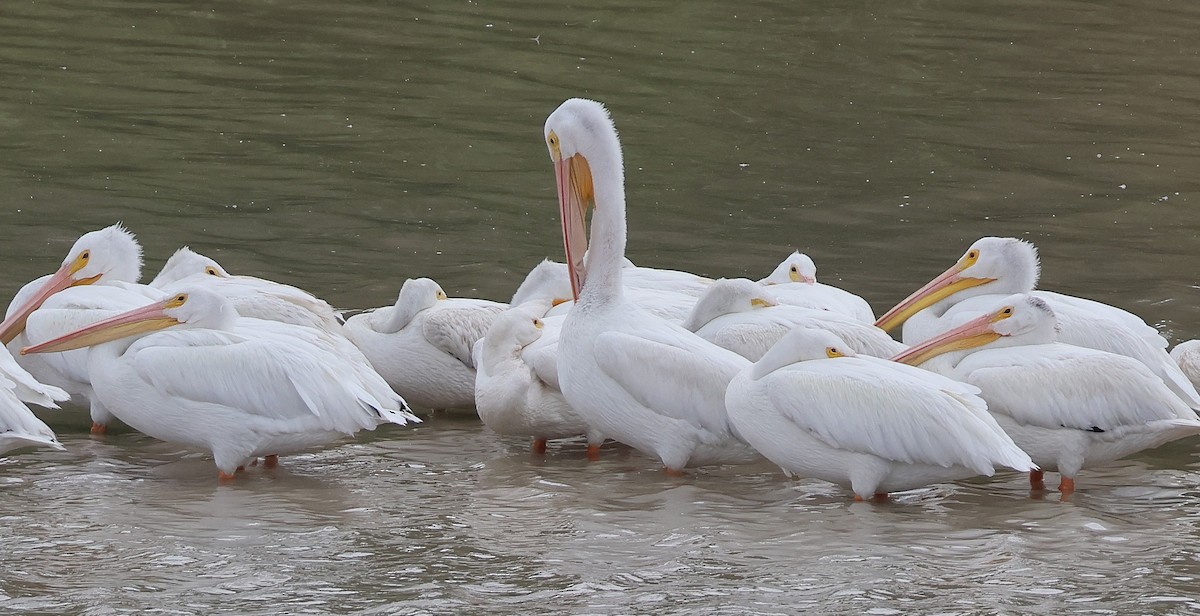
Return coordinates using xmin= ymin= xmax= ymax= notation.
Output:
xmin=726 ymin=328 xmax=1033 ymax=500
xmin=343 ymin=277 xmax=506 ymax=412
xmin=759 ymin=251 xmax=875 ymax=323
xmin=893 ymin=294 xmax=1200 ymax=497
xmin=545 ymin=98 xmax=758 ymax=472
xmin=0 ymin=345 xmax=69 ymax=456
xmin=23 ymin=285 xmax=419 ymax=479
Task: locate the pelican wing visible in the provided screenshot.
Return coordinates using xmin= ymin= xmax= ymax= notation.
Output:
xmin=764 ymin=357 xmax=1029 ymax=474
xmin=593 ymin=327 xmax=747 ymax=436
xmin=128 ymin=330 xmax=394 ymax=433
xmin=0 ymin=388 xmax=63 ymax=454
xmin=0 ymin=346 xmax=68 ymax=408
xmin=954 ymin=343 xmax=1197 ymax=431
xmin=422 ymin=302 xmax=507 ymax=369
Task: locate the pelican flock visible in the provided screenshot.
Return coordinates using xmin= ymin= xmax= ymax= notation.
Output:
xmin=3 ymin=98 xmax=1198 ymax=504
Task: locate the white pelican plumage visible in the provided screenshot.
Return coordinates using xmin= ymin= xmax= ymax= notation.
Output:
xmin=1 ymin=224 xmax=161 ymax=433
xmin=893 ymin=294 xmax=1200 ymax=496
xmin=0 ymin=346 xmax=69 ymax=455
xmin=150 ymin=247 xmax=341 ymax=334
xmin=759 ymin=251 xmax=875 ymax=322
xmin=1170 ymin=340 xmax=1200 ymax=390
xmin=546 ymin=98 xmax=758 ymax=472
xmin=23 ymin=285 xmax=419 ymax=479
xmin=473 ymin=302 xmax=596 ymax=453
xmin=343 ymin=277 xmax=506 ymax=411
xmin=683 ymin=278 xmax=905 ymax=361
xmin=725 ymin=328 xmax=1033 ymax=500
xmin=875 ymin=236 xmax=1200 ymax=408
xmin=510 ymin=259 xmax=700 ymax=323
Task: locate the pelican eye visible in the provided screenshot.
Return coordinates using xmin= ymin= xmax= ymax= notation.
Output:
xmin=533 ymin=318 xmax=543 ymax=329
xmin=789 ymin=265 xmax=797 ymax=272
xmin=205 ymin=266 xmax=220 ymax=276
xmin=961 ymin=248 xmax=980 ymax=268
xmin=165 ymin=293 xmax=188 ymax=308
xmin=435 ymin=290 xmax=448 ymax=300
xmin=825 ymin=346 xmax=844 ymax=358
xmin=80 ymin=250 xmax=90 ymax=261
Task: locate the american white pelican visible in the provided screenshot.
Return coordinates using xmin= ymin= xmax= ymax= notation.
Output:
xmin=0 ymin=346 xmax=69 ymax=455
xmin=725 ymin=328 xmax=1033 ymax=500
xmin=759 ymin=251 xmax=875 ymax=322
xmin=23 ymin=285 xmax=419 ymax=479
xmin=149 ymin=247 xmax=342 ymax=334
xmin=510 ymin=259 xmax=700 ymax=323
xmin=1170 ymin=340 xmax=1200 ymax=390
xmin=343 ymin=277 xmax=506 ymax=411
xmin=545 ymin=98 xmax=758 ymax=473
xmin=473 ymin=302 xmax=597 ymax=453
xmin=893 ymin=294 xmax=1200 ymax=496
xmin=875 ymin=236 xmax=1200 ymax=408
xmin=683 ymin=278 xmax=906 ymax=361
xmin=1 ymin=224 xmax=161 ymax=432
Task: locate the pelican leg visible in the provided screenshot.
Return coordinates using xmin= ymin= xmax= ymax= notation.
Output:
xmin=586 ymin=443 xmax=601 ymax=461
xmin=218 ymin=470 xmax=236 ymax=481
xmin=1059 ymin=476 xmax=1075 ymax=500
xmin=90 ymin=422 xmax=107 ymax=435
xmin=531 ymin=438 xmax=548 ymax=454
xmin=1029 ymin=469 xmax=1045 ymax=490
xmin=663 ymin=467 xmax=687 ymax=477
xmin=263 ymin=454 xmax=279 ymax=468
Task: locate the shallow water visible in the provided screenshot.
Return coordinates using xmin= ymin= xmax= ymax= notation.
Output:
xmin=3 ymin=0 xmax=1200 ymax=613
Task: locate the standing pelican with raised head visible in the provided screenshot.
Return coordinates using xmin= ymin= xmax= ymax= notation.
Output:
xmin=23 ymin=285 xmax=419 ymax=479
xmin=545 ymin=98 xmax=757 ymax=472
xmin=893 ymin=294 xmax=1200 ymax=497
xmin=1 ymin=224 xmax=161 ymax=433
xmin=875 ymin=236 xmax=1200 ymax=409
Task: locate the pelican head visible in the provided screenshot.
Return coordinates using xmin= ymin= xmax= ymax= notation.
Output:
xmin=22 ymin=285 xmax=238 ymax=355
xmin=761 ymin=251 xmax=817 ymax=285
xmin=683 ymin=278 xmax=778 ymax=332
xmin=891 ymin=293 xmax=1058 ymax=366
xmin=751 ymin=327 xmax=857 ymax=379
xmin=0 ymin=223 xmax=144 ymax=344
xmin=149 ymin=247 xmax=230 ymax=288
xmin=397 ymin=277 xmax=447 ymax=310
xmin=875 ymin=237 xmax=1040 ymax=332
xmin=544 ymin=98 xmax=624 ymax=300
xmin=510 ymin=260 xmax=573 ymax=307
xmin=489 ymin=305 xmax=546 ymax=351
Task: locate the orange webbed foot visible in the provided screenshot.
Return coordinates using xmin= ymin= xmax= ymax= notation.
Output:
xmin=218 ymin=470 xmax=237 ymax=481
xmin=586 ymin=444 xmax=601 ymax=461
xmin=90 ymin=422 xmax=108 ymax=435
xmin=531 ymin=438 xmax=548 ymax=454
xmin=663 ymin=467 xmax=687 ymax=477
xmin=1029 ymin=469 xmax=1046 ymax=490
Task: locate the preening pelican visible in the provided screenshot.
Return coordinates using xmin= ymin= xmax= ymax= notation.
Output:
xmin=343 ymin=277 xmax=506 ymax=411
xmin=725 ymin=328 xmax=1033 ymax=500
xmin=546 ymin=98 xmax=758 ymax=472
xmin=150 ymin=247 xmax=341 ymax=334
xmin=0 ymin=346 xmax=69 ymax=455
xmin=23 ymin=285 xmax=419 ymax=479
xmin=759 ymin=251 xmax=875 ymax=322
xmin=1 ymin=224 xmax=161 ymax=432
xmin=510 ymin=259 xmax=700 ymax=323
xmin=875 ymin=236 xmax=1200 ymax=408
xmin=473 ymin=302 xmax=597 ymax=453
xmin=683 ymin=278 xmax=905 ymax=361
xmin=893 ymin=294 xmax=1200 ymax=496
